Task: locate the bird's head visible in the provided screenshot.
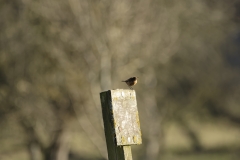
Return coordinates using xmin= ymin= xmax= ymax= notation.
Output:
xmin=133 ymin=77 xmax=138 ymax=80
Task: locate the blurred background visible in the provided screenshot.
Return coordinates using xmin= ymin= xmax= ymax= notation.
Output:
xmin=0 ymin=0 xmax=240 ymax=160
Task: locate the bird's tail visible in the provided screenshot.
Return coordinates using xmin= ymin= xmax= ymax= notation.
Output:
xmin=122 ymin=80 xmax=126 ymax=82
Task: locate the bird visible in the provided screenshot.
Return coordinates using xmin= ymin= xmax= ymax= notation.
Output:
xmin=122 ymin=77 xmax=138 ymax=90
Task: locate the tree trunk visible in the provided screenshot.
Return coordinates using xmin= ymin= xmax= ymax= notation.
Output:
xmin=27 ymin=142 xmax=42 ymax=160
xmin=43 ymin=129 xmax=70 ymax=160
xmin=143 ymin=94 xmax=162 ymax=160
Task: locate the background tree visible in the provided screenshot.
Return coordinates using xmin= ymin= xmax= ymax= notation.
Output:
xmin=0 ymin=0 xmax=240 ymax=160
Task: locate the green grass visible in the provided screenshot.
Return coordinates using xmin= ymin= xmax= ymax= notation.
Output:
xmin=1 ymin=120 xmax=240 ymax=160
xmin=164 ymin=121 xmax=240 ymax=151
xmin=162 ymin=152 xmax=239 ymax=160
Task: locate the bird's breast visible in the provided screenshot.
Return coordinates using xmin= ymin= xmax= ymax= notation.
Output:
xmin=133 ymin=80 xmax=137 ymax=85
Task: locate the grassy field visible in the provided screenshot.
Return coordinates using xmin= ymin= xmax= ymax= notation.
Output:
xmin=161 ymin=152 xmax=239 ymax=160
xmin=0 ymin=120 xmax=239 ymax=160
xmin=164 ymin=121 xmax=240 ymax=151
xmin=134 ymin=120 xmax=240 ymax=160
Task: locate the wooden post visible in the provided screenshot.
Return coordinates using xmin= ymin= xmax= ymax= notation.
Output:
xmin=100 ymin=89 xmax=142 ymax=160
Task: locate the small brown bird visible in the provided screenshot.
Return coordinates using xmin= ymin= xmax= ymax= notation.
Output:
xmin=122 ymin=77 xmax=138 ymax=89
